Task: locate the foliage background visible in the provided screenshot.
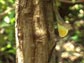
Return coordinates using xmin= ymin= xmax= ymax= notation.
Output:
xmin=0 ymin=0 xmax=84 ymax=63
xmin=55 ymin=1 xmax=84 ymax=63
xmin=0 ymin=0 xmax=15 ymax=63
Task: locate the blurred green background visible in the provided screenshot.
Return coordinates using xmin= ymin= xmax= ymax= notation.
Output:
xmin=0 ymin=0 xmax=84 ymax=63
xmin=0 ymin=0 xmax=15 ymax=63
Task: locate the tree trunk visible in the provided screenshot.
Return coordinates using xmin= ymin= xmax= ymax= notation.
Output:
xmin=15 ymin=0 xmax=56 ymax=63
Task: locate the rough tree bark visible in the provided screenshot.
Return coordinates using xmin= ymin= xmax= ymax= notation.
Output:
xmin=15 ymin=0 xmax=56 ymax=63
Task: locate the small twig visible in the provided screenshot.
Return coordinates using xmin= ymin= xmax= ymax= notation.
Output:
xmin=0 ymin=5 xmax=15 ymax=21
